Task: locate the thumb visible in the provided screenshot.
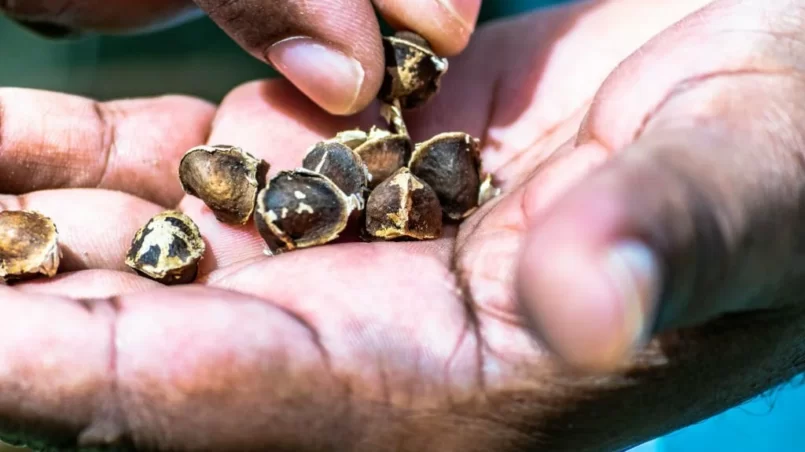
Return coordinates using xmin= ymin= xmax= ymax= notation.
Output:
xmin=516 ymin=71 xmax=805 ymax=373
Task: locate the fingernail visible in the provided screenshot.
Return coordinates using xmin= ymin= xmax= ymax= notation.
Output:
xmin=436 ymin=0 xmax=479 ymax=33
xmin=267 ymin=37 xmax=364 ymax=116
xmin=604 ymin=240 xmax=661 ymax=354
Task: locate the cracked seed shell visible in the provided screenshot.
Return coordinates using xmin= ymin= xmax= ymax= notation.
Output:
xmin=365 ymin=167 xmax=442 ymax=241
xmin=302 ymin=141 xmax=369 ymax=207
xmin=179 ymin=144 xmax=269 ymax=225
xmin=353 ymin=127 xmax=413 ymax=189
xmin=478 ymin=174 xmax=502 ymax=206
xmin=408 ymin=132 xmax=482 ymax=221
xmin=0 ymin=210 xmax=60 ymax=284
xmin=125 ymin=210 xmax=206 ymax=285
xmin=332 ymin=129 xmax=369 ymax=149
xmin=254 ymin=169 xmax=354 ymax=254
xmin=378 ymin=31 xmax=449 ymax=109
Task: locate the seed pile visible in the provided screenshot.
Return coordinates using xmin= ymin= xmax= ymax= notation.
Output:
xmin=0 ymin=32 xmax=499 ymax=287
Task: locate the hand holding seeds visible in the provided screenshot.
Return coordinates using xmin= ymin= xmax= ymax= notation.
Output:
xmin=0 ymin=31 xmax=495 ymax=288
xmin=122 ymin=31 xmax=497 ymax=282
xmin=4 ymin=1 xmax=805 ymax=450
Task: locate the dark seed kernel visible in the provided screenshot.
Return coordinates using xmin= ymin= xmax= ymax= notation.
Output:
xmin=254 ymin=169 xmax=355 ymax=254
xmin=179 ymin=145 xmax=269 ymax=225
xmin=353 ymin=127 xmax=413 ymax=189
xmin=302 ymin=141 xmax=369 ymax=207
xmin=0 ymin=210 xmax=60 ymax=284
xmin=125 ymin=210 xmax=205 ymax=285
xmin=365 ymin=167 xmax=442 ymax=241
xmin=378 ymin=31 xmax=449 ymax=110
xmin=409 ymin=132 xmax=482 ymax=221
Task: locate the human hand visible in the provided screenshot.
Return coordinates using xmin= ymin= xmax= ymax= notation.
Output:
xmin=3 ymin=0 xmax=805 ymax=451
xmin=0 ymin=0 xmax=481 ymax=116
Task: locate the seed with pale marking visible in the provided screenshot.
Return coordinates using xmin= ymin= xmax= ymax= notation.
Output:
xmin=302 ymin=141 xmax=369 ymax=209
xmin=365 ymin=167 xmax=442 ymax=240
xmin=378 ymin=31 xmax=449 ymax=109
xmin=255 ymin=169 xmax=354 ymax=254
xmin=125 ymin=210 xmax=205 ymax=285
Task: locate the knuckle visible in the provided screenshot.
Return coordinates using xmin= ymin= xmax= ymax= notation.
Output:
xmin=194 ymin=0 xmax=312 ymax=55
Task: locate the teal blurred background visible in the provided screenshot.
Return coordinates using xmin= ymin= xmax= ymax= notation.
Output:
xmin=1 ymin=0 xmax=804 ymax=451
xmin=0 ymin=0 xmax=570 ymax=102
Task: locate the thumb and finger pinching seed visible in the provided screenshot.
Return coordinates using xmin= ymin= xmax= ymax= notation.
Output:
xmin=0 ymin=31 xmax=499 ymax=287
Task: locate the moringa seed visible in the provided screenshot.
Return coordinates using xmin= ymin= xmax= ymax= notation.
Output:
xmin=365 ymin=167 xmax=442 ymax=241
xmin=409 ymin=132 xmax=482 ymax=221
xmin=254 ymin=169 xmax=357 ymax=254
xmin=0 ymin=210 xmax=60 ymax=284
xmin=125 ymin=210 xmax=206 ymax=285
xmin=378 ymin=31 xmax=449 ymax=110
xmin=179 ymin=144 xmax=269 ymax=225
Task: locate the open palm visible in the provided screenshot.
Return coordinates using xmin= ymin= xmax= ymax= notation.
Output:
xmin=4 ymin=1 xmax=805 ymax=451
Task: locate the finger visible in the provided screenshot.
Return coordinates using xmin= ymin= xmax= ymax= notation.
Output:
xmin=517 ymin=1 xmax=805 ymax=372
xmin=193 ymin=0 xmax=383 ymax=116
xmin=1 ymin=0 xmax=199 ymax=34
xmin=0 ymin=189 xmax=164 ymax=273
xmin=180 ymin=79 xmax=377 ymax=274
xmin=0 ymin=88 xmax=214 ymax=207
xmin=206 ymin=79 xmax=373 ymax=173
xmin=372 ymin=0 xmax=481 ymax=56
xmin=0 ymin=256 xmax=470 ymax=451
xmin=519 ymin=78 xmax=805 ymax=373
xmin=16 ymin=270 xmax=160 ymax=298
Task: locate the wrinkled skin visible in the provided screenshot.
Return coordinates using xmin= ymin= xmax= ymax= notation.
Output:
xmin=3 ymin=0 xmax=805 ymax=451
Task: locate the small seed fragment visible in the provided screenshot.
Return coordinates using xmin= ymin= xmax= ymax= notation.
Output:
xmin=365 ymin=167 xmax=442 ymax=241
xmin=353 ymin=127 xmax=412 ymax=189
xmin=0 ymin=210 xmax=60 ymax=284
xmin=255 ymin=169 xmax=354 ymax=254
xmin=409 ymin=132 xmax=482 ymax=221
xmin=378 ymin=31 xmax=448 ymax=110
xmin=302 ymin=141 xmax=369 ymax=208
xmin=331 ymin=129 xmax=369 ymax=149
xmin=125 ymin=210 xmax=205 ymax=285
xmin=379 ymin=99 xmax=409 ymax=137
xmin=478 ymin=174 xmax=502 ymax=206
xmin=179 ymin=144 xmax=269 ymax=225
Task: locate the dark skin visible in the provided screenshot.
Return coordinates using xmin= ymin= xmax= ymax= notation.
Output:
xmin=0 ymin=0 xmax=482 ymax=115
xmin=3 ymin=0 xmax=805 ymax=450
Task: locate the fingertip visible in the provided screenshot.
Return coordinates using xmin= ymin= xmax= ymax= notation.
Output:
xmin=267 ymin=37 xmax=372 ymax=116
xmin=375 ymin=0 xmax=481 ymax=56
xmin=517 ymin=186 xmax=662 ymax=372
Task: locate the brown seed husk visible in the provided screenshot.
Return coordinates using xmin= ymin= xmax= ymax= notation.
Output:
xmin=125 ymin=210 xmax=206 ymax=285
xmin=332 ymin=129 xmax=369 ymax=149
xmin=0 ymin=210 xmax=60 ymax=284
xmin=378 ymin=31 xmax=448 ymax=109
xmin=365 ymin=167 xmax=442 ymax=241
xmin=379 ymin=100 xmax=409 ymax=137
xmin=179 ymin=144 xmax=269 ymax=225
xmin=302 ymin=141 xmax=369 ymax=206
xmin=353 ymin=127 xmax=412 ymax=189
xmin=255 ymin=169 xmax=354 ymax=254
xmin=409 ymin=132 xmax=482 ymax=221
